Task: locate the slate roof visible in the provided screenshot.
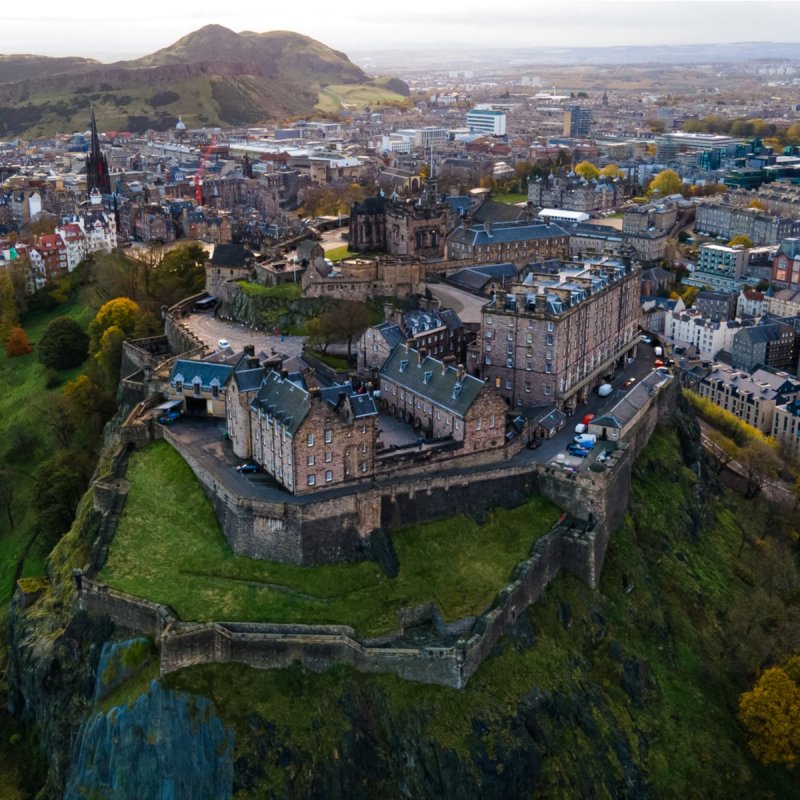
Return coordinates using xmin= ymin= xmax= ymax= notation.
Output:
xmin=232 ymin=366 xmax=265 ymax=393
xmin=170 ymin=359 xmax=234 ymax=391
xmin=210 ymin=243 xmax=248 ymax=267
xmin=448 ymin=220 xmax=567 ymax=248
xmin=372 ymin=323 xmax=406 ymax=350
xmin=448 ymin=262 xmax=518 ymax=293
xmin=591 ymin=369 xmax=673 ymax=430
xmin=472 ymin=199 xmax=527 ymax=223
xmin=250 ymin=371 xmax=311 ymax=435
xmin=380 ymin=345 xmax=484 ymax=417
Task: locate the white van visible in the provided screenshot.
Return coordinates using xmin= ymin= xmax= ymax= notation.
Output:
xmin=218 ymin=339 xmax=231 ymax=350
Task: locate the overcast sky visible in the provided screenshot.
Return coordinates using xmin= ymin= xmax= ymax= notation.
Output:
xmin=4 ymin=0 xmax=800 ymax=61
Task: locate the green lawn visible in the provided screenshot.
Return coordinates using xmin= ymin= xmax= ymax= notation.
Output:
xmin=324 ymin=245 xmax=350 ymax=262
xmin=492 ymin=193 xmax=528 ymax=205
xmin=100 ymin=441 xmax=560 ymax=636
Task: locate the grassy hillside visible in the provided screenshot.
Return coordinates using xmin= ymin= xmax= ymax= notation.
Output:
xmin=100 ymin=440 xmax=560 ymax=636
xmin=0 ymin=55 xmax=100 ymax=83
xmin=0 ymin=26 xmax=408 ymax=137
xmin=158 ymin=423 xmax=800 ymax=798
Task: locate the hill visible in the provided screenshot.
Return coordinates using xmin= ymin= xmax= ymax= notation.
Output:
xmin=0 ymin=26 xmax=408 ymax=137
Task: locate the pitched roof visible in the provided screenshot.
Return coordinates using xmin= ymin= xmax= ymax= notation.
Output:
xmin=380 ymin=344 xmax=485 ymax=417
xmin=170 ymin=359 xmax=234 ymax=391
xmin=210 ymin=243 xmax=248 ymax=267
xmin=250 ymin=371 xmax=311 ymax=435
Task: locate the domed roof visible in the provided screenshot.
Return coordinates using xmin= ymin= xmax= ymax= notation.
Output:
xmin=176 ymin=116 xmax=186 ymax=131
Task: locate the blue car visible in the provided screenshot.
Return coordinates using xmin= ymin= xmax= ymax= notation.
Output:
xmin=566 ymin=445 xmax=590 ymax=458
xmin=235 ymin=463 xmax=259 ymax=474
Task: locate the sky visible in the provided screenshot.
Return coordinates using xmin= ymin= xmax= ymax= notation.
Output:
xmin=4 ymin=0 xmax=800 ymax=61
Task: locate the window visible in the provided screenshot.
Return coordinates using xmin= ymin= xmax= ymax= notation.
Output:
xmin=546 ymin=334 xmax=554 ymax=346
xmin=476 ymin=418 xmax=482 ymax=430
xmin=547 ymin=321 xmax=554 ymax=332
xmin=324 ymin=429 xmax=332 ymax=444
xmin=325 ymin=451 xmax=332 ymax=462
xmin=506 ymin=358 xmax=513 ymax=368
xmin=505 ymin=379 xmax=512 ymax=390
xmin=524 ymin=381 xmax=531 ymax=392
xmin=325 ymin=470 xmax=333 ymax=482
xmin=360 ymin=461 xmax=369 ymax=473
xmin=307 ymin=434 xmax=314 ymax=447
xmin=211 ymin=383 xmax=219 ymax=399
xmin=307 ymin=455 xmax=315 ymax=466
xmin=307 ymin=474 xmax=316 ymax=486
xmin=193 ymin=380 xmax=201 ymax=396
xmin=489 ymin=415 xmax=495 ymax=428
xmin=545 ymin=364 xmax=552 ymax=374
xmin=175 ymin=380 xmax=183 ymax=393
xmin=486 ymin=315 xmax=493 ymax=325
xmin=485 ymin=356 xmax=492 ymax=365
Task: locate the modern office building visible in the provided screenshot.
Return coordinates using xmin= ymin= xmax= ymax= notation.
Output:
xmin=562 ymin=106 xmax=592 ymax=138
xmin=466 ymin=109 xmax=507 ymax=136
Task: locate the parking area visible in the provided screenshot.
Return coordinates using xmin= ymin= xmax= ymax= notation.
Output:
xmin=515 ymin=338 xmax=664 ymax=474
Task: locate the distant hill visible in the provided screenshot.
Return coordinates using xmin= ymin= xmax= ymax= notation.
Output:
xmin=0 ymin=54 xmax=101 ymax=83
xmin=0 ymin=26 xmax=409 ymax=138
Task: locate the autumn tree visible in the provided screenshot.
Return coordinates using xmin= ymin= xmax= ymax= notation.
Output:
xmin=5 ymin=327 xmax=32 ymax=358
xmin=649 ymin=169 xmax=683 ymax=197
xmin=738 ymin=439 xmax=781 ymax=499
xmin=749 ymin=199 xmax=768 ymax=211
xmin=600 ymin=163 xmax=624 ymax=180
xmin=94 ymin=325 xmax=127 ymax=388
xmin=739 ymin=655 xmax=800 ymax=768
xmin=38 ymin=316 xmax=89 ymax=370
xmin=574 ymin=161 xmax=600 ymax=181
xmin=88 ymin=297 xmax=140 ymax=354
xmin=61 ymin=374 xmax=116 ymax=443
xmin=728 ymin=234 xmax=754 ymax=248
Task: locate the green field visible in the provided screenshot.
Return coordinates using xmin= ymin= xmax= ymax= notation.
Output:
xmin=315 ymin=84 xmax=406 ymax=113
xmin=99 ymin=441 xmax=560 ymax=636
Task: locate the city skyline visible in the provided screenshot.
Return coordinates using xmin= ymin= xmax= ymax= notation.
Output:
xmin=4 ymin=0 xmax=800 ymax=62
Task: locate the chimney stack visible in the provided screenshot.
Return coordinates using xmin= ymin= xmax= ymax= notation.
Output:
xmin=244 ymin=344 xmax=255 ymax=357
xmin=418 ymin=347 xmax=428 ymax=365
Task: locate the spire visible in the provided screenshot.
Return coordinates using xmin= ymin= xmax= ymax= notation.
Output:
xmin=86 ymin=105 xmax=111 ymax=196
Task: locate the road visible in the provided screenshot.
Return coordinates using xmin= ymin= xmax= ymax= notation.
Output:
xmin=182 ymin=312 xmax=305 ymax=359
xmin=426 ymin=283 xmax=488 ymax=324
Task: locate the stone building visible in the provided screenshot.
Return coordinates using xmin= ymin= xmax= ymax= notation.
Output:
xmin=695 ymin=203 xmax=800 ymax=246
xmin=731 ymin=322 xmax=797 ymax=374
xmin=468 ymin=259 xmax=641 ymax=412
xmin=301 ymin=256 xmax=423 ymax=301
xmin=446 ymin=219 xmax=569 ymax=266
xmin=622 ymin=201 xmax=678 ymax=234
xmin=528 ymin=173 xmax=619 ymax=213
xmin=167 ymin=359 xmax=234 ymax=418
xmin=248 ymin=371 xmax=378 ymax=495
xmin=697 ymin=363 xmax=800 ymax=434
xmin=773 ymin=238 xmax=800 ymax=289
xmin=772 ymin=397 xmax=800 ymax=458
xmin=379 ymin=345 xmax=508 ymax=451
xmin=358 ymin=307 xmax=469 ymax=372
xmin=205 ymin=243 xmax=254 ymax=298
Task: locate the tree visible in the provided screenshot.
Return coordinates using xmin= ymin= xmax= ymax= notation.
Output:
xmin=34 ymin=449 xmax=94 ymax=544
xmin=38 ymin=316 xmax=89 ymax=370
xmin=150 ymin=244 xmax=206 ymax=307
xmin=649 ymin=169 xmax=683 ymax=197
xmin=728 ymin=234 xmax=753 ymax=248
xmin=749 ymin=199 xmax=768 ymax=211
xmin=600 ymin=163 xmax=624 ymax=180
xmin=739 ymin=656 xmax=800 ymax=768
xmin=88 ymin=297 xmax=140 ymax=354
xmin=94 ymin=325 xmax=127 ymax=388
xmin=5 ymin=327 xmax=32 ymax=358
xmin=574 ymin=161 xmax=600 ymax=181
xmin=61 ymin=374 xmax=116 ymax=442
xmin=644 ymin=118 xmax=666 ymax=133
xmin=318 ymin=300 xmax=373 ymax=358
xmin=738 ymin=439 xmax=781 ymax=499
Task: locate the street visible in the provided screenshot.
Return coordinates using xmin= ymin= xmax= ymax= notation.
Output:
xmin=182 ymin=312 xmax=305 ymax=358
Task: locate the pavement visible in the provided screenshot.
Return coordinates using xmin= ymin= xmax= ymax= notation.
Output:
xmin=182 ymin=312 xmax=305 ymax=359
xmin=425 ymin=283 xmax=487 ymax=324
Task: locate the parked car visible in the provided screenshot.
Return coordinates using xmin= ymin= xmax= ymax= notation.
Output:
xmin=622 ymin=378 xmax=636 ymax=389
xmin=527 ymin=438 xmax=543 ymax=450
xmin=574 ymin=433 xmax=597 ymax=447
xmin=218 ymin=338 xmax=231 ymax=350
xmin=566 ymin=445 xmax=590 ymax=458
xmin=581 ymin=413 xmax=595 ymax=426
xmin=597 ymin=383 xmax=613 ymax=397
xmin=158 ymin=411 xmax=180 ymax=425
xmin=654 ymin=359 xmax=665 ymax=368
xmin=575 ymin=423 xmax=588 ymax=434
xmin=235 ymin=463 xmax=259 ymax=473
xmin=641 ymin=335 xmax=652 ymax=344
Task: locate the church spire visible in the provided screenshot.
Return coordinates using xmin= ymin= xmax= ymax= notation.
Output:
xmin=86 ymin=105 xmax=111 ymax=196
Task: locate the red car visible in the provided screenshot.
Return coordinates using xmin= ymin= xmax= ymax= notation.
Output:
xmin=581 ymin=413 xmax=595 ymax=426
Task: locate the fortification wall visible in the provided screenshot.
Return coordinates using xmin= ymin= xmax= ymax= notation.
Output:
xmin=164 ymin=294 xmax=207 ymax=355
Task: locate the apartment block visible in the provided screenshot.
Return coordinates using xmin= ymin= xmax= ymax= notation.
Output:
xmin=468 ymin=259 xmax=641 ymax=411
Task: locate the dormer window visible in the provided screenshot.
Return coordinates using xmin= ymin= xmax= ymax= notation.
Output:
xmin=423 ymin=371 xmax=433 ymax=385
xmin=175 ymin=374 xmax=184 ymax=393
xmin=211 ymin=378 xmax=220 ymax=399
xmin=399 ymin=359 xmax=409 ymax=372
xmin=193 ymin=377 xmax=201 ymax=395
xmin=452 ymin=382 xmax=462 ymax=400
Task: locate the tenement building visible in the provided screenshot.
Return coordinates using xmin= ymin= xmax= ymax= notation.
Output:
xmin=446 ymin=219 xmax=569 ymax=266
xmin=469 ymin=259 xmax=641 ymax=412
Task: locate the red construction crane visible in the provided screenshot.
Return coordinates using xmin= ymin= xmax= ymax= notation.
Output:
xmin=194 ymin=134 xmax=219 ymax=205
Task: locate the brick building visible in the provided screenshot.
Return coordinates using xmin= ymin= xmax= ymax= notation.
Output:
xmin=468 ymin=259 xmax=641 ymax=412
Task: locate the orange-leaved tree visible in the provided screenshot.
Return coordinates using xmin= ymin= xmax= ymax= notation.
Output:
xmin=5 ymin=326 xmax=32 ymax=357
